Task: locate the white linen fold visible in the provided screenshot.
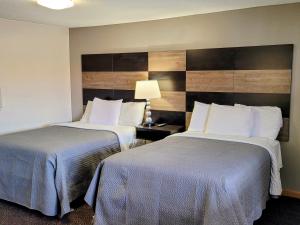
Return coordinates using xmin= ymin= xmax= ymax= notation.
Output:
xmin=56 ymin=122 xmax=136 ymax=151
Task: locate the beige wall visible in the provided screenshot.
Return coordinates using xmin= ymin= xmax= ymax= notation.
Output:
xmin=70 ymin=4 xmax=300 ymax=191
xmin=0 ymin=19 xmax=72 ymax=134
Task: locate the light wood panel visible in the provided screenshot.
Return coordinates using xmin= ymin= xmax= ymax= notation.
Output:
xmin=186 ymin=71 xmax=234 ymax=92
xmin=185 ymin=112 xmax=192 ymax=129
xmin=234 ymin=70 xmax=291 ymax=94
xmin=151 ymin=91 xmax=186 ymax=112
xmin=114 ymin=72 xmax=148 ymax=90
xmin=149 ymin=51 xmax=186 ymax=71
xmin=83 ymin=72 xmax=148 ymax=90
xmin=82 ymin=72 xmax=114 ymax=89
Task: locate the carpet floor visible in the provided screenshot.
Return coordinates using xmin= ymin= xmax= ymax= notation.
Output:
xmin=0 ymin=197 xmax=299 ymax=225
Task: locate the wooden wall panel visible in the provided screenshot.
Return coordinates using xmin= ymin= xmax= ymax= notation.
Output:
xmin=234 ymin=70 xmax=291 ymax=94
xmin=187 ymin=48 xmax=235 ymax=70
xmin=149 ymin=51 xmax=186 ymax=71
xmin=83 ymin=72 xmax=114 ymax=89
xmin=185 ymin=112 xmax=192 ymax=129
xmin=149 ymin=71 xmax=186 ymax=91
xmin=82 ymin=44 xmax=293 ymax=141
xmin=186 ymin=71 xmax=234 ymax=92
xmin=113 ymin=52 xmax=148 ymax=71
xmin=83 ymin=72 xmax=148 ymax=90
xmin=82 ymin=54 xmax=113 ymax=71
xmin=151 ymin=91 xmax=186 ymax=112
xmin=114 ymin=72 xmax=148 ymax=90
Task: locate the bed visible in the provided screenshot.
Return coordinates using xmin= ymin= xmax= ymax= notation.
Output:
xmin=85 ymin=131 xmax=282 ymax=225
xmin=0 ymin=121 xmax=137 ymax=217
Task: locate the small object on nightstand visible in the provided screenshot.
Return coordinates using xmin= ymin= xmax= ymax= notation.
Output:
xmin=156 ymin=123 xmax=167 ymax=127
xmin=136 ymin=124 xmax=184 ymax=141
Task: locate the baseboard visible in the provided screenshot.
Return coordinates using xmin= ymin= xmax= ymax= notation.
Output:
xmin=282 ymin=189 xmax=300 ymax=199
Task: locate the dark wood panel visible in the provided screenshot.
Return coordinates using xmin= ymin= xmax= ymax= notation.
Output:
xmin=186 ymin=92 xmax=235 ymax=111
xmin=186 ymin=45 xmax=293 ymax=71
xmin=187 ymin=48 xmax=235 ymax=70
xmin=149 ymin=71 xmax=186 ymax=91
xmin=151 ymin=110 xmax=186 ymax=126
xmin=81 ymin=54 xmax=113 ymax=72
xmin=83 ymin=89 xmax=142 ymax=104
xmin=83 ymin=88 xmax=114 ymax=104
xmin=113 ymin=52 xmax=148 ymax=71
xmin=235 ymin=45 xmax=293 ymax=70
xmin=186 ymin=92 xmax=290 ymax=117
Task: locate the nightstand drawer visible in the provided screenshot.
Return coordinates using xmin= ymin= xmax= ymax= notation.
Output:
xmin=136 ymin=129 xmax=170 ymax=141
xmin=136 ymin=125 xmax=184 ymax=141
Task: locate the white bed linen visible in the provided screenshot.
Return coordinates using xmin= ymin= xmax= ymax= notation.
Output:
xmin=57 ymin=122 xmax=136 ymax=151
xmin=173 ymin=131 xmax=283 ymax=196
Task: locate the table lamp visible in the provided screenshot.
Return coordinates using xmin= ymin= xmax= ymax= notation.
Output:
xmin=135 ymin=80 xmax=161 ymax=127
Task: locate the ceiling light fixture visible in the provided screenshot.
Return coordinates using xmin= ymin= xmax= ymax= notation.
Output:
xmin=37 ymin=0 xmax=74 ymax=10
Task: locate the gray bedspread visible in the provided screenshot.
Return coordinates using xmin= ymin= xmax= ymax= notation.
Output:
xmin=85 ymin=136 xmax=271 ymax=225
xmin=0 ymin=126 xmax=120 ymax=217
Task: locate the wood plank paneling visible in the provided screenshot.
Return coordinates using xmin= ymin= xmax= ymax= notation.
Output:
xmin=149 ymin=71 xmax=186 ymax=91
xmin=81 ymin=54 xmax=113 ymax=72
xmin=186 ymin=71 xmax=234 ymax=92
xmin=114 ymin=72 xmax=148 ymax=90
xmin=234 ymin=45 xmax=293 ymax=70
xmin=83 ymin=72 xmax=114 ymax=89
xmin=187 ymin=48 xmax=235 ymax=70
xmin=185 ymin=112 xmax=192 ymax=129
xmin=83 ymin=88 xmax=137 ymax=104
xmin=151 ymin=91 xmax=186 ymax=112
xmin=83 ymin=72 xmax=148 ymax=90
xmin=113 ymin=52 xmax=148 ymax=71
xmin=234 ymin=70 xmax=291 ymax=94
xmin=149 ymin=51 xmax=186 ymax=71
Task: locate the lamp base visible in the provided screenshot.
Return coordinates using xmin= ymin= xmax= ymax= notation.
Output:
xmin=144 ymin=99 xmax=153 ymax=127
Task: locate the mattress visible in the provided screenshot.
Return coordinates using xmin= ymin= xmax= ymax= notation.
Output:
xmin=0 ymin=123 xmax=135 ymax=217
xmin=85 ymin=133 xmax=281 ymax=225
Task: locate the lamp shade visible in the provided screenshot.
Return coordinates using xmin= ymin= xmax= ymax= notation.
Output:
xmin=135 ymin=80 xmax=161 ymax=99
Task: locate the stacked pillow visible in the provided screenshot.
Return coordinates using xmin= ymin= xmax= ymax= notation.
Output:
xmin=188 ymin=101 xmax=283 ymax=140
xmin=80 ymin=98 xmax=146 ymax=127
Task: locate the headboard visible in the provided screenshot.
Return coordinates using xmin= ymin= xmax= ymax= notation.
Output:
xmin=82 ymin=44 xmax=293 ymax=141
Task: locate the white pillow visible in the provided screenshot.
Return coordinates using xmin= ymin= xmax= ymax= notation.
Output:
xmin=206 ymin=103 xmax=254 ymax=137
xmin=89 ymin=98 xmax=123 ymax=126
xmin=188 ymin=101 xmax=210 ymax=132
xmin=119 ymin=102 xmax=146 ymax=126
xmin=235 ymin=104 xmax=283 ymax=140
xmin=80 ymin=100 xmax=93 ymax=123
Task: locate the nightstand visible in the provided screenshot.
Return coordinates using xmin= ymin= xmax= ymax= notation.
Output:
xmin=136 ymin=125 xmax=185 ymax=141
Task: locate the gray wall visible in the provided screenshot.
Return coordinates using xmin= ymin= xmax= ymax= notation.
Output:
xmin=70 ymin=3 xmax=300 ymax=191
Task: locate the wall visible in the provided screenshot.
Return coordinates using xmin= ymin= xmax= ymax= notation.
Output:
xmin=69 ymin=4 xmax=300 ymax=192
xmin=0 ymin=18 xmax=72 ymax=134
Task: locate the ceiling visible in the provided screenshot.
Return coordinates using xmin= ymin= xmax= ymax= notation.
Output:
xmin=0 ymin=0 xmax=299 ymax=28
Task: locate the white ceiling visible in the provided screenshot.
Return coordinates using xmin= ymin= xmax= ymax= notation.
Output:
xmin=0 ymin=0 xmax=299 ymax=28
